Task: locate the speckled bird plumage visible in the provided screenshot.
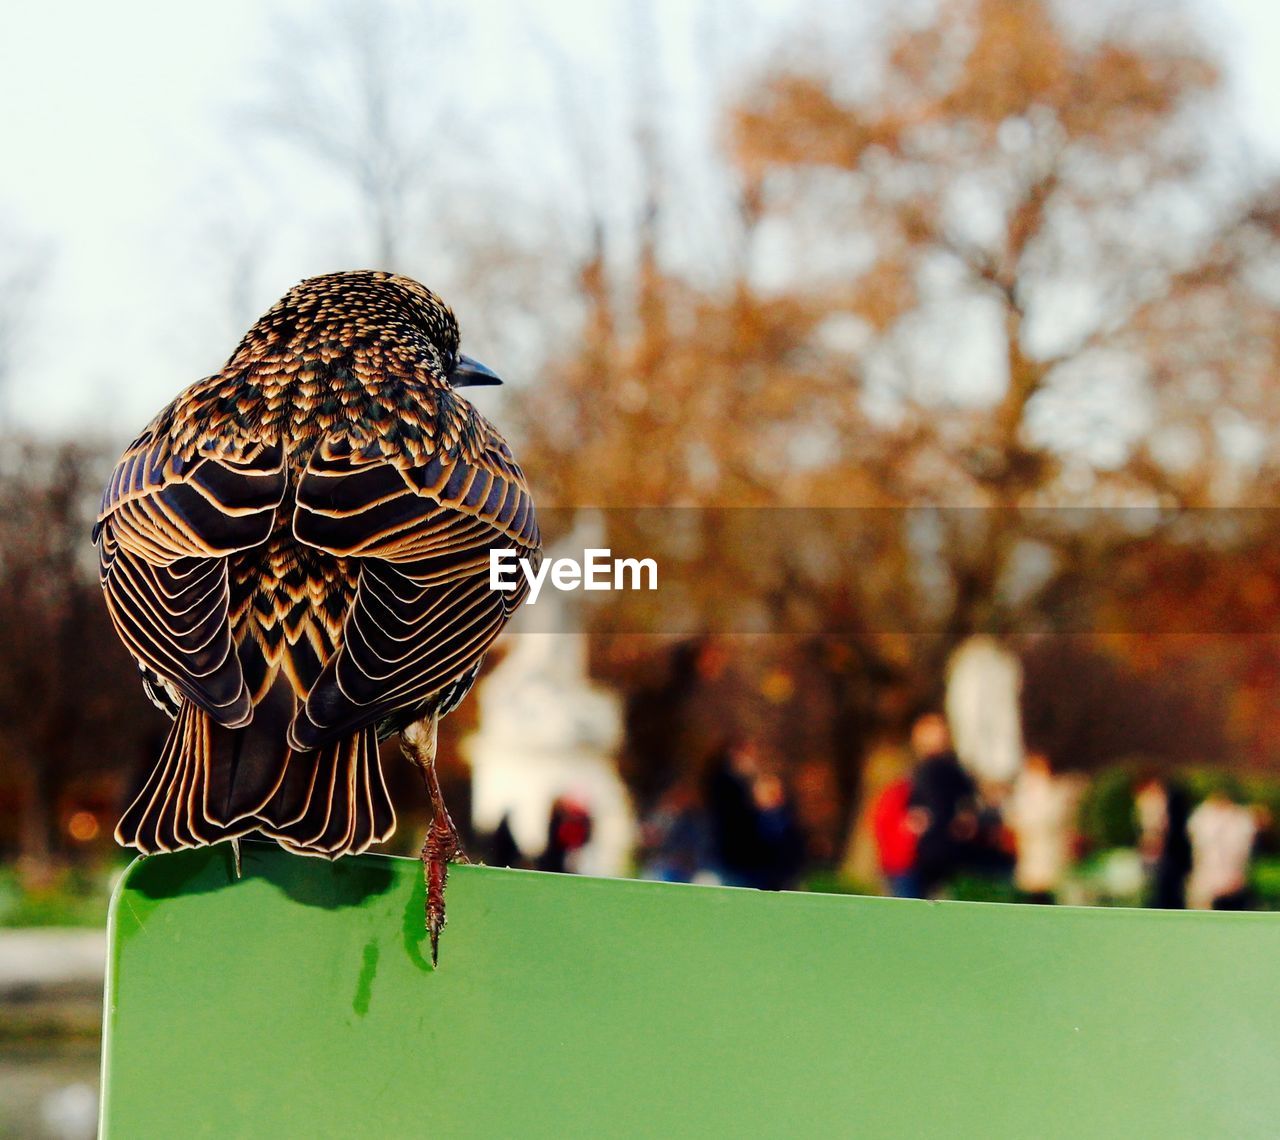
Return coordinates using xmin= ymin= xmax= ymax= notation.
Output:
xmin=94 ymin=271 xmax=540 ymax=864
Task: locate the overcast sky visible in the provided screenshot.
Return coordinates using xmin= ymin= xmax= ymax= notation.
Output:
xmin=1 ymin=0 xmax=1278 ymax=438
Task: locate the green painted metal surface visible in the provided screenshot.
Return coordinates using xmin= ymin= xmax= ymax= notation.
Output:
xmin=101 ymin=844 xmax=1280 ymax=1138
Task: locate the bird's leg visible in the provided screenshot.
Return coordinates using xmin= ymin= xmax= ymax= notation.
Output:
xmin=401 ymin=717 xmax=468 ymax=966
xmin=229 ymin=837 xmax=242 ymax=880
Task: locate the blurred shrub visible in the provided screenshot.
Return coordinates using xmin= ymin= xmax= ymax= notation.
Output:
xmin=1241 ymin=778 xmax=1280 ymax=855
xmin=1072 ymin=849 xmax=1147 ymax=907
xmin=805 ymin=870 xmax=881 ymax=897
xmin=1078 ymin=764 xmax=1140 ymax=851
xmin=1250 ymin=858 xmax=1280 ymax=911
xmin=0 ymin=864 xmax=112 ymax=927
xmin=949 ymin=875 xmax=1021 ymax=905
xmin=1181 ymin=768 xmax=1246 ymax=805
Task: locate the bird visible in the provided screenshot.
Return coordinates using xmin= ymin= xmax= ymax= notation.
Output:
xmin=93 ymin=270 xmax=540 ymax=963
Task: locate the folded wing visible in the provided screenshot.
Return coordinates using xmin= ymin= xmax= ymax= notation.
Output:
xmin=94 ymin=429 xmax=288 ymax=727
xmin=289 ymin=402 xmax=539 ymax=750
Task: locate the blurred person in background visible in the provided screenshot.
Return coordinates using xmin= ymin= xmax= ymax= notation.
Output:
xmin=703 ymin=738 xmax=765 ymax=887
xmin=871 ymin=773 xmax=921 ymax=898
xmin=908 ymin=713 xmax=982 ymax=897
xmin=1005 ymin=752 xmax=1082 ymax=904
xmin=749 ymin=772 xmax=807 ymax=892
xmin=487 ymin=814 xmax=526 ymax=870
xmin=1136 ymin=775 xmax=1193 ymax=909
xmin=703 ymin=739 xmax=807 ymax=891
xmin=536 ymin=796 xmax=593 ymax=874
xmin=639 ymin=781 xmax=712 ymax=884
xmin=1187 ymin=790 xmax=1260 ymax=910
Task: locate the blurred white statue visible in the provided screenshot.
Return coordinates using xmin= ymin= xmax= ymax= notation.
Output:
xmin=945 ymin=636 xmax=1024 ymax=782
xmin=1186 ymin=792 xmax=1258 ymax=910
xmin=464 ymin=513 xmax=635 ymax=876
xmin=1004 ymin=752 xmax=1083 ymax=900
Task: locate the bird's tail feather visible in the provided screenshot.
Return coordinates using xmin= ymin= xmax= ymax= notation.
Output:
xmin=258 ymin=726 xmax=394 ymax=859
xmin=203 ymin=671 xmax=297 ymax=827
xmin=116 ymin=696 xmax=395 ymax=859
xmin=115 ymin=700 xmax=261 ymax=853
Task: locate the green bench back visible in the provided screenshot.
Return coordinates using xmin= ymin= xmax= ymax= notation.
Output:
xmin=101 ymin=844 xmax=1280 ymax=1137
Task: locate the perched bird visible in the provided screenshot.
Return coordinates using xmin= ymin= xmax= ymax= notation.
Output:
xmin=93 ymin=271 xmax=540 ymax=962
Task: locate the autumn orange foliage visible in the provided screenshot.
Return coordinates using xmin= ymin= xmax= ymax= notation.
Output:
xmin=517 ymin=0 xmax=1280 ymax=848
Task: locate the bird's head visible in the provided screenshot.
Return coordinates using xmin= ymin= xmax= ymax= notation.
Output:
xmin=379 ymin=272 xmax=504 ymax=389
xmin=239 ymin=270 xmax=504 ymax=389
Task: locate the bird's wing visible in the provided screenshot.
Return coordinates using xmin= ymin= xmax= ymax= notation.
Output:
xmin=289 ymin=398 xmax=539 ymax=749
xmin=94 ymin=426 xmax=288 ymax=727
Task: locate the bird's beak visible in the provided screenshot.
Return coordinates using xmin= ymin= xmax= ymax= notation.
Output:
xmin=451 ymin=354 xmax=503 ymax=387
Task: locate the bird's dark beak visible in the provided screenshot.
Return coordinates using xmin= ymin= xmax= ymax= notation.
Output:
xmin=451 ymin=354 xmax=503 ymax=387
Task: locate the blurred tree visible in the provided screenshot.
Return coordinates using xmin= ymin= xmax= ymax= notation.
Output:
xmin=241 ymin=0 xmax=581 ymax=371
xmin=0 ymin=439 xmax=158 ymax=867
xmin=729 ymin=0 xmax=1277 ymax=613
xmin=518 ymin=0 xmax=1280 ymax=843
xmin=0 ymin=222 xmax=47 ymax=429
xmin=248 ymin=0 xmax=462 ymax=270
xmin=1019 ymin=634 xmax=1227 ymax=772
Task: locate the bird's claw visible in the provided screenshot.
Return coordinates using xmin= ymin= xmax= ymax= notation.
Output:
xmin=423 ymin=813 xmax=464 ymax=967
xmin=427 ymin=905 xmax=445 ymax=968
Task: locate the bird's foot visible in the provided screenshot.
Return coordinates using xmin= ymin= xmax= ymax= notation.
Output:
xmin=422 ymin=810 xmax=466 ymax=967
